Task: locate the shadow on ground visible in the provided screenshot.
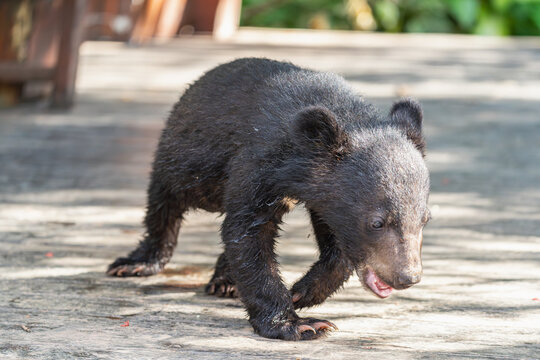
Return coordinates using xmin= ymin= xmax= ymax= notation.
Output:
xmin=1 ymin=33 xmax=539 ymax=359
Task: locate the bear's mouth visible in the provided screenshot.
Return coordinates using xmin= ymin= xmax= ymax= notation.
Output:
xmin=359 ymin=267 xmax=394 ymax=298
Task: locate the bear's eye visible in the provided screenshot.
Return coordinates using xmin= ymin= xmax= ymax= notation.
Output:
xmin=370 ymin=218 xmax=385 ymax=230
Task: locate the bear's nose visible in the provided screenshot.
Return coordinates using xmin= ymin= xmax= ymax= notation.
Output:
xmin=397 ymin=272 xmax=422 ymax=288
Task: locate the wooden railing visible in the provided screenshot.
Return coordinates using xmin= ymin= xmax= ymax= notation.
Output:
xmin=0 ymin=0 xmax=240 ymax=108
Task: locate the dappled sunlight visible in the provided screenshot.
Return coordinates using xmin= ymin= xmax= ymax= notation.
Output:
xmin=1 ymin=266 xmax=104 ymax=280
xmin=1 ymin=32 xmax=539 ymax=359
xmin=1 ymin=189 xmax=145 ymax=206
xmin=0 ymin=204 xmax=144 ymax=225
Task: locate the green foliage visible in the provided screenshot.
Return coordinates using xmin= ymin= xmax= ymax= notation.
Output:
xmin=240 ymin=0 xmax=540 ymax=36
xmin=241 ymin=0 xmax=354 ymax=30
xmin=374 ymin=0 xmax=400 ymax=31
xmin=447 ymin=0 xmax=480 ymax=30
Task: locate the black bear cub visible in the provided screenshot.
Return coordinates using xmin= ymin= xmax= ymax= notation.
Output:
xmin=108 ymin=58 xmax=431 ymax=340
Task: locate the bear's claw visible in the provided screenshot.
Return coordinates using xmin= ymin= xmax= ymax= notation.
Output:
xmin=295 ymin=318 xmax=338 ymax=340
xmin=107 ymin=258 xmax=162 ymax=277
xmin=205 ymin=277 xmax=239 ymax=298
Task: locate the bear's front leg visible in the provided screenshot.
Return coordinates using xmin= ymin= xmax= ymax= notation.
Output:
xmin=221 ymin=208 xmax=337 ymax=340
xmin=291 ymin=210 xmax=355 ymax=309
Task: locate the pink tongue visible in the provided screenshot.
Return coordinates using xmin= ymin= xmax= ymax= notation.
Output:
xmin=365 ymin=268 xmax=393 ymax=298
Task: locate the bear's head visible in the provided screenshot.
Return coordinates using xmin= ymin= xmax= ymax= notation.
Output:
xmin=291 ymin=98 xmax=430 ymax=298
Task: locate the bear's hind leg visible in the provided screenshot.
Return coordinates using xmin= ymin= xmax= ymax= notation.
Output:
xmin=107 ymin=178 xmax=185 ymax=277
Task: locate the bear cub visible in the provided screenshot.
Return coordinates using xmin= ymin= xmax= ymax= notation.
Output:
xmin=108 ymin=58 xmax=431 ymax=341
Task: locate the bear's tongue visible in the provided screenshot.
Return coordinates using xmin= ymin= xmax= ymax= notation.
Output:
xmin=363 ymin=268 xmax=393 ymax=298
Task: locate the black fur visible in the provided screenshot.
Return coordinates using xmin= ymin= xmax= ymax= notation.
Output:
xmin=108 ymin=58 xmax=430 ymax=341
xmin=389 ymin=98 xmax=426 ymax=155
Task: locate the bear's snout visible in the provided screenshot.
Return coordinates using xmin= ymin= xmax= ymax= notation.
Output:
xmin=396 ymin=269 xmax=422 ymax=289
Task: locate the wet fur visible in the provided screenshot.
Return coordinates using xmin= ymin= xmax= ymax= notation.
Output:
xmin=108 ymin=58 xmax=430 ymax=340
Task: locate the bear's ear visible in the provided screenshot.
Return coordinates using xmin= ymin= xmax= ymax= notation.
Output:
xmin=292 ymin=106 xmax=348 ymax=157
xmin=390 ymin=98 xmax=425 ymax=156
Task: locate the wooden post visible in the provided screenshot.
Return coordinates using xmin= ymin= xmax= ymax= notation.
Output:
xmin=130 ymin=0 xmax=166 ymax=43
xmin=129 ymin=0 xmax=241 ymax=43
xmin=51 ymin=0 xmax=87 ymax=108
xmin=155 ymin=0 xmax=187 ymax=38
xmin=213 ymin=0 xmax=241 ymax=40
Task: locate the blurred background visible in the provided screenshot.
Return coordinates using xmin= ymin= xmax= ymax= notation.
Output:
xmin=242 ymin=0 xmax=540 ymax=36
xmin=1 ymin=1 xmax=539 ymax=358
xmin=1 ymin=0 xmax=539 ymax=107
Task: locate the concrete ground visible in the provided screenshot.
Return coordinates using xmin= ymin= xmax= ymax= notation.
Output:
xmin=0 ymin=29 xmax=539 ymax=359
